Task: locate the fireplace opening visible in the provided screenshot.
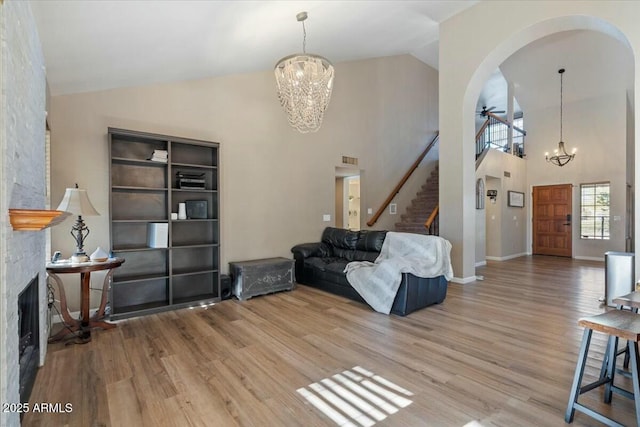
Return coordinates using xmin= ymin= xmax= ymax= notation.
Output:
xmin=18 ymin=275 xmax=40 ymax=406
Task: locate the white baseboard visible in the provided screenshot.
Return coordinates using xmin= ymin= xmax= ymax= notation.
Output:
xmin=485 ymin=253 xmax=528 ymax=262
xmin=475 ymin=261 xmax=487 ymax=267
xmin=450 ymin=276 xmax=477 ymax=284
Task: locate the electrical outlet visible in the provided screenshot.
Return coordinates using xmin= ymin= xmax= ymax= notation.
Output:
xmin=367 ymin=208 xmax=373 ymax=215
xmin=323 ymin=214 xmax=331 ymax=222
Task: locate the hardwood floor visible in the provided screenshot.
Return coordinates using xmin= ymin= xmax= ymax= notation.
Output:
xmin=25 ymin=256 xmax=636 ymax=426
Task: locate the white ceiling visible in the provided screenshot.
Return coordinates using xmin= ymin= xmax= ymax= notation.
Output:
xmin=29 ymin=0 xmax=478 ymax=96
xmin=30 ymin=1 xmax=634 ymax=121
xmin=500 ymin=29 xmax=634 ymax=113
xmin=476 ymin=30 xmax=634 ymax=123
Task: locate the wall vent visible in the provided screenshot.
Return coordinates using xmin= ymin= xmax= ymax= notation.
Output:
xmin=504 ymin=171 xmax=511 ymax=178
xmin=342 ymin=156 xmax=358 ymax=166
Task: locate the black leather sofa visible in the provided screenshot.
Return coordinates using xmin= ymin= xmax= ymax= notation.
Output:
xmin=291 ymin=227 xmax=448 ymax=315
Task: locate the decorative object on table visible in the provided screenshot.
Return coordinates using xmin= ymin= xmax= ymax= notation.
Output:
xmin=147 ymin=223 xmax=169 ymax=248
xmin=176 ymin=171 xmax=205 ymax=189
xmin=51 ymin=251 xmax=62 ymax=263
xmin=545 ymin=68 xmax=576 ymax=167
xmin=185 ymin=200 xmax=207 ymax=219
xmin=177 ymin=203 xmax=187 ymax=220
xmin=274 ymin=11 xmax=334 ymax=134
xmin=148 ymin=149 xmax=168 ymax=163
xmin=90 ymin=247 xmax=109 ymax=262
xmin=56 ymin=184 xmax=99 ymax=263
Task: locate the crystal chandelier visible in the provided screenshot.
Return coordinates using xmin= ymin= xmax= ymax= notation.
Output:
xmin=275 ymin=11 xmax=334 ymax=133
xmin=545 ymin=68 xmax=576 ymax=166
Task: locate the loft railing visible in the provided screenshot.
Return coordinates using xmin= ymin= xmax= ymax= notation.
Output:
xmin=424 ymin=204 xmax=439 ymax=235
xmin=475 ymin=111 xmax=526 ymax=160
xmin=367 ymin=132 xmax=439 ymax=227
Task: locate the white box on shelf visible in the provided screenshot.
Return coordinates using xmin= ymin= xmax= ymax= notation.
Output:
xmin=147 ymin=223 xmax=168 ymax=248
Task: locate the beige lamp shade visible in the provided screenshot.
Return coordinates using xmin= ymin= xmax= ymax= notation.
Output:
xmin=56 ymin=187 xmax=99 ymax=216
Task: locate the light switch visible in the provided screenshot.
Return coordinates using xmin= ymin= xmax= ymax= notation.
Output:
xmin=390 ymin=203 xmax=397 ymax=215
xmin=367 ymin=208 xmax=373 ymax=215
xmin=323 ymin=214 xmax=331 ymax=222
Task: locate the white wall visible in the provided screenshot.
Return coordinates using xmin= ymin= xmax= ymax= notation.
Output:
xmin=0 ymin=1 xmax=48 ymax=424
xmin=475 ymin=149 xmax=527 ymax=263
xmin=49 ymin=54 xmax=439 ymax=311
xmin=439 ymin=1 xmax=640 ymax=281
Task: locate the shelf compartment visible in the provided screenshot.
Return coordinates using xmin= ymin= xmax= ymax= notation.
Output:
xmin=112 ymin=191 xmax=167 ymax=221
xmin=112 ymin=162 xmax=167 ymax=188
xmin=172 ymin=166 xmax=217 ymax=191
xmin=112 ymin=272 xmax=169 ymax=284
xmin=112 ymin=222 xmax=169 ymax=250
xmin=171 ymin=141 xmax=218 ymax=168
xmin=111 ymin=278 xmax=169 ymax=316
xmin=172 ymin=246 xmax=218 ymax=275
xmin=171 ymin=221 xmax=219 ymax=246
xmin=170 ymin=194 xmax=217 ymax=219
xmin=172 ymin=271 xmax=219 ymax=303
xmin=111 ymin=136 xmax=167 ymax=162
xmin=112 ymin=250 xmax=168 ymax=281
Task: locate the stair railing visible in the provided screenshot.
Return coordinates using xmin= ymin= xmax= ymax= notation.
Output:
xmin=424 ymin=204 xmax=439 ymax=235
xmin=475 ymin=117 xmax=491 ymax=160
xmin=475 ymin=111 xmax=526 ymax=160
xmin=367 ymin=132 xmax=439 ymax=227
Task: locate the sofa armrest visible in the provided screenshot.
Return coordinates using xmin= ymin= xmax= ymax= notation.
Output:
xmin=291 ymin=242 xmax=329 ymax=259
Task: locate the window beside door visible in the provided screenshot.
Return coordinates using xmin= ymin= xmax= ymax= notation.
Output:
xmin=580 ymin=182 xmax=610 ymax=240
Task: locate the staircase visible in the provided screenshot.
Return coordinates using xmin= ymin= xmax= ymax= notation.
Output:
xmin=395 ymin=165 xmax=439 ymax=234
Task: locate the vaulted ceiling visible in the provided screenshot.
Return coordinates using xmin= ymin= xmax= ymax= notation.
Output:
xmin=30 ymin=1 xmax=634 ymax=123
xmin=29 ymin=0 xmax=477 ymax=96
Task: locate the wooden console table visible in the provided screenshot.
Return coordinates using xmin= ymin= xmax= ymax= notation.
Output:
xmin=230 ymin=257 xmax=294 ymax=300
xmin=47 ymin=257 xmax=125 ymax=343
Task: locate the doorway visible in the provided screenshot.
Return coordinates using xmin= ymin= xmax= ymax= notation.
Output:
xmin=532 ymin=184 xmax=573 ymax=257
xmin=335 ymin=168 xmax=361 ymax=231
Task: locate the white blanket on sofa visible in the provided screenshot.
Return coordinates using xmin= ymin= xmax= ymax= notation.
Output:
xmin=344 ymin=232 xmax=453 ymax=314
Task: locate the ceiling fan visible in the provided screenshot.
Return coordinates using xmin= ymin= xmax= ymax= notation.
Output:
xmin=476 ymin=106 xmax=505 ymax=117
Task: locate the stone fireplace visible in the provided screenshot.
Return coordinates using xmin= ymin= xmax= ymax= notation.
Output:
xmin=1 ymin=2 xmax=49 ymax=426
xmin=18 ymin=276 xmax=40 ymax=405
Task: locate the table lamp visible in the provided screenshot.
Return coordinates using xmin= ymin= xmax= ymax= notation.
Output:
xmin=56 ymin=184 xmax=100 ymax=263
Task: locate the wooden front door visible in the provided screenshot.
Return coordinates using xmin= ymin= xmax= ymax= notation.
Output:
xmin=533 ymin=184 xmax=573 ymax=257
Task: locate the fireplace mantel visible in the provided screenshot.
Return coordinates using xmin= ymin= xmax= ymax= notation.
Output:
xmin=8 ymin=209 xmax=70 ymax=231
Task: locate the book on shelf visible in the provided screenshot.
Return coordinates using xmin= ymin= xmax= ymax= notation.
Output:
xmin=149 ymin=149 xmax=168 ymax=163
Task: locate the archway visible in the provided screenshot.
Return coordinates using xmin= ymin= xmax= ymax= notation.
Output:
xmin=439 ymin=5 xmax=637 ymax=282
xmin=473 ymin=29 xmax=634 ymax=267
